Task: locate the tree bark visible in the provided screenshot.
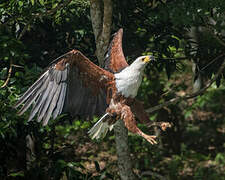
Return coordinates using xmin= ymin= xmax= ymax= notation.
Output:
xmin=90 ymin=1 xmax=136 ymax=179
xmin=114 ymin=120 xmax=136 ymax=180
xmin=90 ymin=0 xmax=112 ymax=67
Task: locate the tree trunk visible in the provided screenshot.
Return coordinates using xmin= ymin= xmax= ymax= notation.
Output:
xmin=114 ymin=120 xmax=136 ymax=180
xmin=90 ymin=1 xmax=136 ymax=179
xmin=90 ymin=0 xmax=112 ymax=67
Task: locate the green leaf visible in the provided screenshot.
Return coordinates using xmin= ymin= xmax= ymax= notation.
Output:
xmin=39 ymin=0 xmax=45 ymax=6
xmin=30 ymin=0 xmax=35 ymax=6
xmin=9 ymin=171 xmax=24 ymax=177
xmin=215 ymin=153 xmax=225 ymax=164
xmin=18 ymin=1 xmax=23 ymax=6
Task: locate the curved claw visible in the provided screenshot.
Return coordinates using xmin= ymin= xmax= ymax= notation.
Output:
xmin=137 ymin=129 xmax=157 ymax=144
xmin=142 ymin=134 xmax=157 ymax=144
xmin=144 ymin=135 xmax=157 ymax=144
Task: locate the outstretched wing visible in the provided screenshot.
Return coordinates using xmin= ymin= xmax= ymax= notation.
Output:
xmin=14 ymin=50 xmax=114 ymax=125
xmin=104 ymin=28 xmax=129 ymax=73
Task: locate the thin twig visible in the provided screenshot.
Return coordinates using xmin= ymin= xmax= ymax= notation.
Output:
xmin=146 ymin=56 xmax=225 ymax=113
xmin=158 ymin=56 xmax=187 ymax=61
xmin=11 ymin=64 xmax=24 ymax=68
xmin=200 ymin=53 xmax=225 ymax=71
xmin=18 ymin=19 xmax=33 ymax=40
xmin=1 ymin=59 xmax=13 ymax=88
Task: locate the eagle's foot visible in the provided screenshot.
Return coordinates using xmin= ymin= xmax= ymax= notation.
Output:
xmin=147 ymin=121 xmax=172 ymax=131
xmin=137 ymin=129 xmax=157 ymax=144
xmin=143 ymin=134 xmax=157 ymax=145
xmin=160 ymin=122 xmax=172 ymax=131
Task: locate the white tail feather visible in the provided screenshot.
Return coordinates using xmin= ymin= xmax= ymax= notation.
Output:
xmin=88 ymin=113 xmax=114 ymax=139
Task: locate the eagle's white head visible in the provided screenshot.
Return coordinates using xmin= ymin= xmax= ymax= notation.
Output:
xmin=115 ymin=55 xmax=155 ymax=98
xmin=129 ymin=55 xmax=155 ymax=71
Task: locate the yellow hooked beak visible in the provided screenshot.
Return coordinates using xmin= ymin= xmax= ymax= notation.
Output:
xmin=143 ymin=55 xmax=155 ymax=63
xmin=143 ymin=56 xmax=150 ymax=63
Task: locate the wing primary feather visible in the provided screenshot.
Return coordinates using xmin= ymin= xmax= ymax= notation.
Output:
xmin=18 ymin=90 xmax=41 ymax=115
xmin=14 ymin=71 xmax=48 ymax=108
xmin=39 ymin=81 xmax=58 ymax=122
xmin=37 ymin=81 xmax=55 ymax=122
xmin=49 ymin=68 xmax=56 ymax=81
xmin=42 ymin=83 xmax=62 ymax=126
xmin=28 ymin=94 xmax=44 ymax=122
xmin=27 ymin=79 xmax=50 ymax=121
xmin=51 ymin=66 xmax=68 ymax=118
xmin=55 ymin=70 xmax=62 ymax=84
xmin=36 ymin=66 xmax=68 ymax=121
xmin=53 ymin=82 xmax=67 ymax=119
xmin=17 ymin=77 xmax=49 ymax=116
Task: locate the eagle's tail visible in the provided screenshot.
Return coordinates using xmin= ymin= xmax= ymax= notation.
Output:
xmin=88 ymin=113 xmax=114 ymax=140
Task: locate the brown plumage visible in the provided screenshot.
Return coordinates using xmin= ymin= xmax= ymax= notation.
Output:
xmin=15 ymin=28 xmax=157 ymax=144
xmin=104 ymin=28 xmax=128 ymax=73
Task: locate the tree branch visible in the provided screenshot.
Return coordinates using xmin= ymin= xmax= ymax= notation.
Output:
xmin=146 ymin=56 xmax=225 ymax=113
xmin=1 ymin=59 xmax=13 ymax=88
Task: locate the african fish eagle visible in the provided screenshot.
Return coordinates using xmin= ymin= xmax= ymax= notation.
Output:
xmin=15 ymin=28 xmax=158 ymax=144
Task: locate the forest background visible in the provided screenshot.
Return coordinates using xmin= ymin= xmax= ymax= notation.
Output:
xmin=0 ymin=0 xmax=225 ymax=179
